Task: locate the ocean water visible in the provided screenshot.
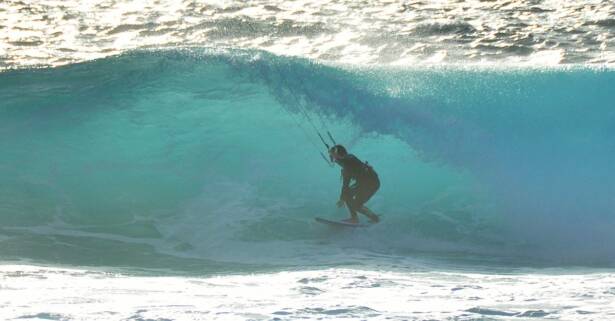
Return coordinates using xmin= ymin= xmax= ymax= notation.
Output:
xmin=2 ymin=0 xmax=615 ymax=68
xmin=2 ymin=1 xmax=615 ymax=321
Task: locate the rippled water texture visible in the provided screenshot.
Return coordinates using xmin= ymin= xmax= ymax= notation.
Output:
xmin=2 ymin=265 xmax=615 ymax=321
xmin=1 ymin=0 xmax=615 ymax=69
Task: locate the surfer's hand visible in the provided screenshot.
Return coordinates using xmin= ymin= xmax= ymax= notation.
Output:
xmin=336 ymin=199 xmax=345 ymax=208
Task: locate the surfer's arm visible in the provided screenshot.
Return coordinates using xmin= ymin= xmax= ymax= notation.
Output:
xmin=339 ymin=169 xmax=351 ymax=201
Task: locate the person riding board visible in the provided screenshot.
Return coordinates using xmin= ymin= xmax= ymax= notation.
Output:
xmin=328 ymin=145 xmax=380 ymax=224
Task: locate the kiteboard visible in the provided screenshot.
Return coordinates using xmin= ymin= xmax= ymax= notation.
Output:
xmin=314 ymin=217 xmax=369 ymax=228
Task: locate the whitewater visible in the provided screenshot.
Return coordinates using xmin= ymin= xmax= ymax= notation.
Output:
xmin=2 ymin=1 xmax=615 ymax=321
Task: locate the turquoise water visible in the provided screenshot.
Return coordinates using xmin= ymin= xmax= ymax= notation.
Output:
xmin=1 ymin=49 xmax=615 ymax=272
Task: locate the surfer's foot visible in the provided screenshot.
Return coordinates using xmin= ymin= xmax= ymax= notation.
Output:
xmin=360 ymin=206 xmax=380 ymax=223
xmin=342 ymin=217 xmax=359 ymax=224
xmin=367 ymin=213 xmax=380 ymax=223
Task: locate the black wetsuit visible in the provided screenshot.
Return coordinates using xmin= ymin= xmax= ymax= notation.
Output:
xmin=335 ymin=154 xmax=380 ymax=216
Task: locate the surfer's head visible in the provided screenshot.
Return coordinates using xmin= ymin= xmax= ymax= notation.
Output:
xmin=329 ymin=144 xmax=347 ymax=161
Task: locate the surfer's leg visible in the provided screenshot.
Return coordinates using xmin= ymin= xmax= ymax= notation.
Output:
xmin=343 ymin=207 xmax=359 ymax=223
xmin=344 ymin=198 xmax=359 ymax=222
xmin=342 ymin=187 xmax=359 ymax=223
xmin=354 ymin=179 xmax=380 ymax=222
xmin=357 ymin=206 xmax=379 ymax=223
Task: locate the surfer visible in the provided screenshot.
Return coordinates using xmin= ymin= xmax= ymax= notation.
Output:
xmin=329 ymin=145 xmax=380 ymax=224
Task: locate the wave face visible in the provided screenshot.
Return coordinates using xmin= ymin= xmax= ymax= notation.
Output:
xmin=1 ymin=50 xmax=615 ymax=271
